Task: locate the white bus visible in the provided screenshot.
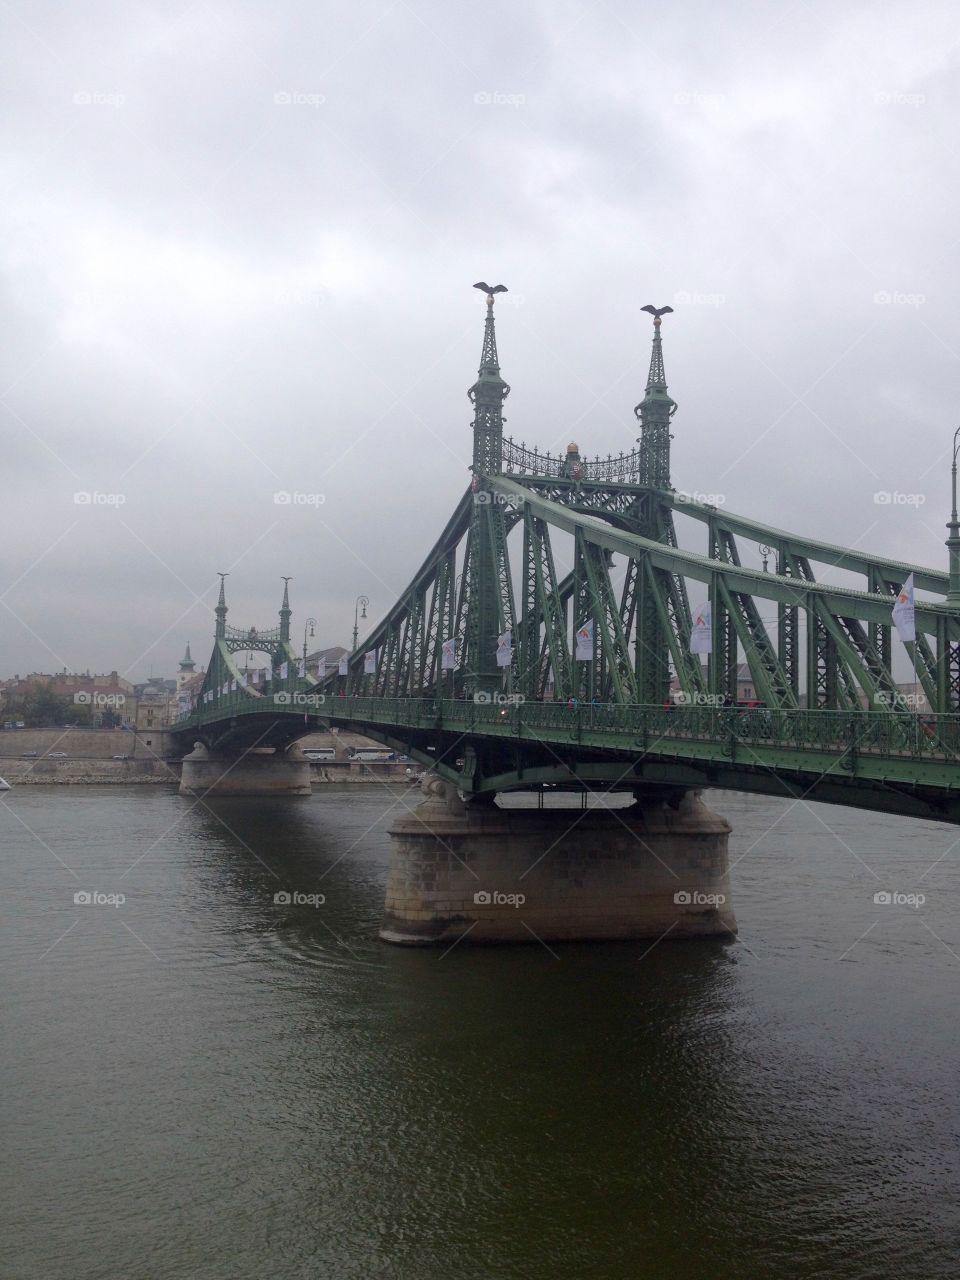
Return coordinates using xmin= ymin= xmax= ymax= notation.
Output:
xmin=303 ymin=747 xmax=336 ymax=762
xmin=350 ymin=748 xmax=395 ymax=762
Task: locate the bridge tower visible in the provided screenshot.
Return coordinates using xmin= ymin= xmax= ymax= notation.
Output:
xmin=215 ymin=572 xmax=228 ymax=638
xmin=634 ymin=306 xmax=678 ymax=704
xmin=178 ymin=570 xmax=312 ymax=798
xmin=635 ymin=307 xmax=676 ymax=490
xmin=464 ymin=283 xmax=515 ymax=696
xmin=279 ymin=577 xmax=292 ymax=644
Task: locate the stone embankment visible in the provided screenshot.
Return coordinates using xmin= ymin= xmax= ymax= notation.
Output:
xmin=0 ymin=758 xmax=178 ymax=785
xmin=0 ymin=728 xmax=176 ymax=785
xmin=0 ymin=728 xmax=417 ymax=787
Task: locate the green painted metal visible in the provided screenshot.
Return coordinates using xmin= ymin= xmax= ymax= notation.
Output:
xmin=173 ymin=295 xmax=960 ymax=824
xmin=171 ymin=693 xmax=960 ymax=822
xmin=635 ymin=308 xmax=676 ymax=491
xmin=464 ymin=286 xmax=515 ymax=695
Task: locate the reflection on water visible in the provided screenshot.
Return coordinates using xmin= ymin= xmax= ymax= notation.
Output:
xmin=1 ymin=783 xmax=958 ymax=1279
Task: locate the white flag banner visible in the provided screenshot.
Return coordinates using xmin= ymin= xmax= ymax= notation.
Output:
xmin=496 ymin=631 xmax=513 ymax=668
xmin=338 ymin=656 xmax=349 ymax=676
xmin=297 ymin=659 xmax=305 ymax=678
xmin=575 ymin=618 xmax=594 ymax=661
xmin=690 ymin=602 xmax=713 ymax=655
xmin=317 ymin=657 xmax=326 ymax=679
xmin=239 ymin=672 xmax=247 ymax=687
xmin=892 ymin=574 xmax=916 ymax=643
xmin=364 ymin=650 xmax=378 ymax=674
xmin=441 ymin=638 xmax=457 ymax=671
xmin=279 ymin=661 xmax=288 ymax=680
xmin=221 ymin=681 xmax=229 ymax=697
xmin=230 ymin=679 xmax=237 ymax=692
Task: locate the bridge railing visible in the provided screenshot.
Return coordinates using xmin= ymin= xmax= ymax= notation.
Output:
xmin=327 ymin=698 xmax=960 ymax=763
xmin=175 ymin=693 xmax=960 ymax=763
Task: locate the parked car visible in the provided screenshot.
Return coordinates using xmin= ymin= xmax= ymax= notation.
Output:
xmin=112 ymin=753 xmax=130 ymax=760
xmin=20 ymin=751 xmax=38 ymax=758
xmin=48 ymin=752 xmax=68 ymax=759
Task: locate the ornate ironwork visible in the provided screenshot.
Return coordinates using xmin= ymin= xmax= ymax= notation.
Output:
xmin=502 ymin=437 xmax=644 ymax=484
xmin=172 ymin=296 xmax=960 ymax=821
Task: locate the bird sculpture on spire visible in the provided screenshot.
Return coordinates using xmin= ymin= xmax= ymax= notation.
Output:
xmin=641 ymin=303 xmax=674 ymax=326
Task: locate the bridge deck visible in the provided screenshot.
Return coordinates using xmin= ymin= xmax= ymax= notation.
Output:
xmin=173 ymin=696 xmax=960 ymax=820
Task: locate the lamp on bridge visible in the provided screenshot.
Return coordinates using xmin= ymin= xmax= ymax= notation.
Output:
xmin=947 ymin=426 xmax=960 ymax=606
xmin=353 ymin=595 xmax=369 ymax=651
xmin=302 ymin=617 xmax=317 ymax=665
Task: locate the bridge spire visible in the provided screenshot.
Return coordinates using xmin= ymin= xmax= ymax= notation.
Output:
xmin=468 ymin=282 xmax=510 ymax=475
xmin=215 ymin=573 xmax=229 ymax=638
xmin=635 ymin=304 xmax=677 ymax=490
xmin=279 ymin=576 xmax=292 ymax=643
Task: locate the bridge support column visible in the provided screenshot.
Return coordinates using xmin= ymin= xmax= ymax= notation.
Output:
xmin=382 ymin=780 xmax=736 ymax=945
xmin=178 ymin=742 xmax=311 ymax=797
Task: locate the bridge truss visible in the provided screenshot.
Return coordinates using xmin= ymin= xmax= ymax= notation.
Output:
xmin=174 ymin=289 xmax=960 ymax=819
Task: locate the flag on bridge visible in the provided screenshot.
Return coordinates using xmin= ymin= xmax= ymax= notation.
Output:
xmin=279 ymin=661 xmax=288 ymax=680
xmin=496 ymin=631 xmax=513 ymax=667
xmin=230 ymin=679 xmax=237 ymax=692
xmin=892 ymin=574 xmax=916 ymax=643
xmin=364 ymin=650 xmax=377 ymax=674
xmin=575 ymin=618 xmax=594 ymax=661
xmin=441 ymin=638 xmax=457 ymax=670
xmin=317 ymin=657 xmax=326 ymax=679
xmin=238 ymin=673 xmax=247 ymax=687
xmin=297 ymin=658 xmax=305 ymax=678
xmin=690 ymin=602 xmax=712 ymax=654
xmin=251 ymin=668 xmax=260 ymax=684
xmin=338 ymin=655 xmax=349 ymax=676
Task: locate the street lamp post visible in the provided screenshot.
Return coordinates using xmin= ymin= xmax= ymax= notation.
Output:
xmin=302 ymin=617 xmax=317 ymax=667
xmin=947 ymin=427 xmax=960 ymax=606
xmin=352 ymin=594 xmax=369 ymax=651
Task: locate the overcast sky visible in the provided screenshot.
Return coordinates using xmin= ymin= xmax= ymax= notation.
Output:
xmin=1 ymin=0 xmax=957 ymax=681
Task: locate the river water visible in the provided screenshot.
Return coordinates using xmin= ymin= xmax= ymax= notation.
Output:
xmin=1 ymin=783 xmax=958 ymax=1279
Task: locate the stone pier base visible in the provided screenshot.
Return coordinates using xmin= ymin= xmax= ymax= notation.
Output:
xmin=382 ymin=780 xmax=736 ymax=945
xmin=178 ymin=742 xmax=311 ymax=797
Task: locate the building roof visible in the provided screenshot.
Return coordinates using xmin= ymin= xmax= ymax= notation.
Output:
xmin=306 ymin=644 xmax=349 ymax=663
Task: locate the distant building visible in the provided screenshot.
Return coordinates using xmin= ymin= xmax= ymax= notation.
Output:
xmin=735 ymin=663 xmax=757 ymax=702
xmin=305 ymin=644 xmax=349 ymax=678
xmin=176 ymin=643 xmax=197 ymax=693
xmin=135 ymin=685 xmax=170 ymax=731
xmin=1 ymin=670 xmax=135 ymax=724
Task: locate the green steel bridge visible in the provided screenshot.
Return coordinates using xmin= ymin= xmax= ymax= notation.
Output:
xmin=171 ymin=289 xmax=960 ymax=824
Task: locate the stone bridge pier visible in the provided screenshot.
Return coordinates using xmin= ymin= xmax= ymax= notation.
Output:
xmin=383 ymin=779 xmax=736 ymax=945
xmin=178 ymin=742 xmax=311 ymax=797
